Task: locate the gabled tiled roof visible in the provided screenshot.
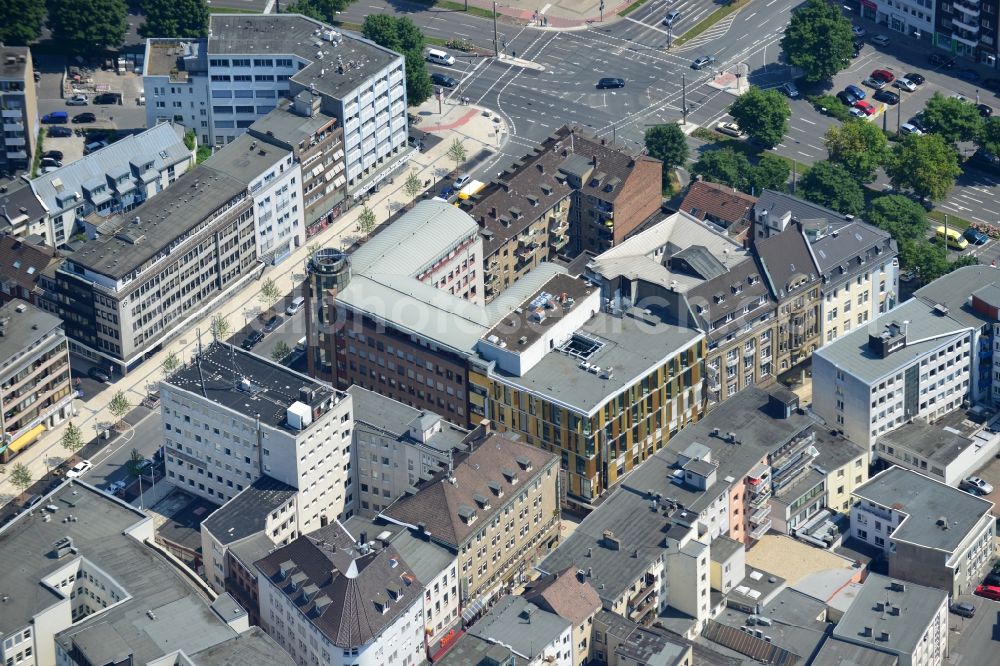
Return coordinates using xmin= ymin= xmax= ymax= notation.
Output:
xmin=680 ymin=181 xmax=756 ymax=228
xmin=523 ymin=566 xmax=601 ymax=626
xmin=0 ymin=235 xmax=58 ymax=296
xmin=753 ymin=226 xmax=821 ymax=299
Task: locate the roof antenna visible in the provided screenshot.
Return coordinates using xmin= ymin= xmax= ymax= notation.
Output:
xmin=196 ymin=328 xmax=207 ymax=398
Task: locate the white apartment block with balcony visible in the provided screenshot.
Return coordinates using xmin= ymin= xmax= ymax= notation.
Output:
xmin=161 ymin=342 xmax=354 ymax=533
xmin=144 ymin=14 xmax=407 ymax=200
xmin=1 ymin=47 xmax=37 ymax=175
xmin=247 ymin=146 xmax=304 ymax=265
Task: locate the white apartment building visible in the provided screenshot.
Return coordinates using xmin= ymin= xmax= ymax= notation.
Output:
xmin=813 ymin=298 xmax=972 ymax=451
xmin=256 ymin=521 xmax=426 ymax=666
xmin=144 ymin=13 xmax=408 ymax=200
xmin=160 ymin=342 xmax=353 ymax=532
xmin=850 ymin=466 xmax=995 ymax=597
xmin=246 ymin=141 xmax=305 ymax=264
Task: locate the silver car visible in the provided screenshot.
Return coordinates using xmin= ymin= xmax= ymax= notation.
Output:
xmin=961 ymin=476 xmax=994 ymax=495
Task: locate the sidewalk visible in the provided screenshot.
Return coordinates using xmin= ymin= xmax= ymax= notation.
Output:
xmin=0 ymin=98 xmax=501 ymax=504
xmin=467 ymin=0 xmax=640 ymax=28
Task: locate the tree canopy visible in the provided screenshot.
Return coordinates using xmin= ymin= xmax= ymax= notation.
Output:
xmin=887 ymin=133 xmax=961 ymax=202
xmin=747 ymin=154 xmax=791 ymax=193
xmin=47 ymin=0 xmax=128 ymax=53
xmin=644 ymin=124 xmax=689 ymax=174
xmin=797 ymin=160 xmax=865 ymax=216
xmin=977 ymin=117 xmax=1000 ymax=157
xmin=865 ymin=195 xmax=927 ymax=244
xmin=823 ymin=119 xmax=890 ymax=182
xmin=921 ymin=92 xmax=983 ymax=143
xmin=139 ymin=0 xmax=208 ymax=38
xmin=692 ymin=147 xmax=753 ymax=191
xmin=285 ymin=0 xmax=356 ymax=22
xmin=780 ymin=0 xmax=854 ymax=83
xmin=362 ymin=15 xmax=433 ymax=105
xmin=0 ymin=0 xmax=46 ymax=45
xmin=729 ymin=86 xmax=791 ymax=149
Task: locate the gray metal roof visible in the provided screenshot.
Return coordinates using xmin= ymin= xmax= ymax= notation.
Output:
xmin=811 ymin=221 xmax=895 ymax=277
xmin=490 ymin=308 xmax=702 ymax=415
xmin=0 ymin=481 xmax=239 ymax=659
xmin=710 ymin=536 xmax=744 ymax=564
xmin=915 ymin=264 xmax=1000 ymax=330
xmin=712 ymin=588 xmax=828 ymax=662
xmin=208 ymin=14 xmax=401 ymax=101
xmin=188 ymin=626 xmax=297 ymax=665
xmin=435 ymin=633 xmax=513 ymax=666
xmin=0 ymin=299 xmax=63 ymax=372
xmin=468 ymin=595 xmax=570 ymax=659
xmin=811 ymin=638 xmax=899 ymax=666
xmin=853 ymin=466 xmax=993 ymax=552
xmin=346 ymin=385 xmax=468 ymax=455
xmin=248 ymin=97 xmax=339 ymax=149
xmin=752 ymin=226 xmax=820 ymax=299
xmin=30 ymin=123 xmax=189 ymax=215
xmin=755 ymin=190 xmax=858 ymax=229
xmin=200 ymin=475 xmax=298 ymax=546
xmin=832 ymin=573 xmax=947 ymax=655
xmin=341 ymin=515 xmax=456 ymax=587
xmin=876 ymin=420 xmax=974 ymax=465
xmin=813 ymin=298 xmax=972 ymax=384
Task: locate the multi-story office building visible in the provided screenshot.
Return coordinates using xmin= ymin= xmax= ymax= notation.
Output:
xmin=30 ymin=122 xmax=192 ymax=246
xmin=0 ymin=300 xmax=73 ymax=463
xmin=161 ymin=342 xmax=353 ymax=532
xmin=249 ymin=94 xmax=347 ymax=239
xmin=40 ymin=134 xmax=290 ymax=373
xmin=933 ymin=0 xmax=995 ymax=64
xmin=255 ymin=520 xmax=426 ymax=666
xmin=0 ymin=47 xmax=37 ymax=175
xmin=0 ymin=180 xmax=47 ymax=239
xmin=346 ymin=385 xmax=469 ymax=517
xmin=383 ymin=434 xmax=559 ymax=611
xmin=850 ymin=466 xmax=995 ymax=597
xmin=243 ymin=136 xmax=304 ymax=265
xmin=832 ymin=574 xmax=948 ymax=666
xmin=0 ymin=234 xmax=60 ymax=306
xmin=144 ymin=13 xmax=407 ymax=200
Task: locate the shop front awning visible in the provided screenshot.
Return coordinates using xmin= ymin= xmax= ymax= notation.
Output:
xmin=6 ymin=423 xmax=46 ymax=455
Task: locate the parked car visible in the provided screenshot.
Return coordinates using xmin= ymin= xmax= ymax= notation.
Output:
xmin=965 ymin=228 xmax=990 ymax=245
xmin=65 ymin=94 xmax=87 ymax=106
xmin=852 ymin=25 xmax=866 ymax=37
xmin=961 ymin=476 xmax=994 ymax=495
xmin=929 ymin=53 xmax=955 ymax=68
xmin=94 ymin=93 xmax=120 ymax=104
xmin=262 ymin=314 xmax=283 ymax=333
xmin=908 ymin=113 xmax=927 ymax=131
xmin=41 ymin=111 xmax=68 ymax=124
xmin=47 ymin=125 xmax=72 ymax=137
xmin=691 ymin=55 xmax=716 ymax=69
xmin=88 ymin=367 xmax=110 ymax=383
xmin=66 ymin=459 xmax=93 ymax=479
xmin=716 ymin=121 xmax=743 ymax=137
xmin=984 ymin=572 xmax=1000 ymax=586
xmin=904 ymin=72 xmax=926 ymax=85
xmin=871 ymin=34 xmax=890 ymax=46
xmin=852 ymin=100 xmax=877 ymax=117
xmin=781 ymin=82 xmax=799 ymax=98
xmin=241 ymin=330 xmax=264 ymax=350
xmin=663 ymin=9 xmax=681 ymax=25
xmin=873 ymin=90 xmax=900 ymax=105
xmin=975 ymin=584 xmax=1000 ymax=601
xmin=863 ymin=77 xmax=887 ymax=90
xmin=845 ymin=84 xmax=866 ymax=100
xmin=871 ymin=69 xmax=895 ymax=83
xmin=453 ymin=174 xmax=471 ymax=188
xmin=72 ymin=112 xmax=96 ymax=123
xmin=899 ymin=123 xmax=923 ymax=136
xmin=42 ymin=150 xmax=63 ymax=161
xmin=596 ymin=77 xmax=626 ymax=88
xmin=106 ymin=480 xmax=127 ymax=496
xmin=957 ymin=68 xmax=981 ymax=82
xmin=978 ymin=103 xmax=993 ymax=118
xmin=837 ymin=90 xmax=859 ymax=106
xmin=40 ymin=158 xmax=62 ymax=169
xmin=950 ymin=601 xmax=976 ymax=618
xmin=893 ymin=78 xmax=917 ymax=92
xmin=286 ymin=296 xmax=305 ymax=316
xmin=84 ymin=140 xmax=108 ymax=155
xmin=430 ymin=72 xmax=458 ymax=88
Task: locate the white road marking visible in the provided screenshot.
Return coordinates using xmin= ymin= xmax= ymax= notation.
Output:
xmin=799 ymin=117 xmax=816 ymax=125
xmin=540 ymin=2 xmax=551 ymax=13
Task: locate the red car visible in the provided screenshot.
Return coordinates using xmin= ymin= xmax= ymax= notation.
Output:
xmin=975 ymin=583 xmax=1000 ymax=601
xmin=853 ymin=100 xmax=877 ymax=116
xmin=872 ymin=69 xmax=895 ymax=83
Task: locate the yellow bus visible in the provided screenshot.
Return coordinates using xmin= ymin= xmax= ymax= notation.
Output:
xmin=935 ymin=226 xmax=968 ymax=250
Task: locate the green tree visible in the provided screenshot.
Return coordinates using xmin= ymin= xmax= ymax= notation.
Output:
xmin=61 ymin=421 xmax=84 ymax=454
xmin=887 ymin=134 xmax=961 ymax=202
xmin=10 ymin=463 xmax=32 ymax=495
xmin=644 ymin=124 xmax=689 ymax=174
xmin=921 ymin=92 xmax=983 ymax=143
xmin=125 ymin=447 xmax=149 ymax=506
xmin=108 ymin=390 xmax=130 ymax=428
xmin=357 ymin=205 xmax=377 ymax=240
xmin=47 ymin=0 xmax=128 ymax=53
xmin=139 ymin=0 xmax=208 ymax=38
xmin=865 ymin=195 xmax=927 ymax=244
xmin=285 ymin=0 xmax=356 ymax=22
xmin=447 ymin=138 xmax=467 ymax=171
xmin=824 ymin=120 xmax=890 ymax=182
xmin=748 ymin=154 xmax=791 ymax=193
xmin=0 ymin=0 xmax=46 ymax=45
xmin=780 ymin=0 xmax=854 ymax=83
xmin=977 ymin=117 xmax=1000 ymax=157
xmin=691 ymin=147 xmax=752 ymax=191
xmin=362 ymin=15 xmax=433 ymax=106
xmin=403 ymin=170 xmax=423 ymax=206
xmin=258 ymin=278 xmax=282 ymax=309
xmin=211 ymin=313 xmax=230 ymax=341
xmin=272 ymin=340 xmax=292 ymax=362
xmin=161 ymin=351 xmax=180 ymax=376
xmin=797 ymin=160 xmax=865 ymax=216
xmin=729 ymin=86 xmax=791 ymax=149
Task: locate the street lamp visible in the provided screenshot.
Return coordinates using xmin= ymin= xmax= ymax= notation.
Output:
xmin=600 ymin=0 xmax=605 ymax=21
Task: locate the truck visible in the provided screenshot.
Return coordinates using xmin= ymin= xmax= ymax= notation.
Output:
xmin=457 ymin=179 xmax=486 ymax=201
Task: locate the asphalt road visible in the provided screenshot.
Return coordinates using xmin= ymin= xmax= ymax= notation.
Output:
xmin=85 ymin=409 xmax=163 ymax=491
xmin=947 ymin=594 xmax=1000 ymax=665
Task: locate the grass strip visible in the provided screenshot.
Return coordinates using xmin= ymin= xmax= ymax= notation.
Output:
xmin=928 ymin=209 xmax=972 ymax=231
xmin=620 ymin=0 xmax=650 ymax=17
xmin=673 ymin=0 xmax=751 ymax=47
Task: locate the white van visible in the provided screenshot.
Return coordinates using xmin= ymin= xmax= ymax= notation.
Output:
xmin=426 ymin=49 xmax=456 ymax=66
xmin=286 ymin=295 xmax=305 ymax=315
xmin=295 ymin=336 xmax=307 ymax=352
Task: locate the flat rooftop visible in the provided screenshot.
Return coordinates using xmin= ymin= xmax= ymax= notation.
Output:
xmin=0 ymin=299 xmax=63 ymax=372
xmin=0 ymin=47 xmax=30 ymax=80
xmin=188 ymin=626 xmax=296 ymax=666
xmin=201 ymin=476 xmax=298 ymax=546
xmin=853 ymin=466 xmax=993 ymax=552
xmin=915 ymin=264 xmax=1000 ymax=330
xmin=491 ymin=308 xmax=702 ymax=416
xmin=468 ymin=595 xmax=570 ymax=659
xmin=346 ymin=385 xmax=469 ymax=456
xmin=481 ymin=273 xmax=598 ymax=351
xmin=209 ymin=14 xmax=400 ymax=101
xmin=877 ymin=419 xmax=976 ymax=466
xmin=248 ymin=97 xmax=339 ymax=147
xmin=154 ymin=492 xmax=220 ymax=554
xmin=711 ymin=588 xmax=828 ymax=664
xmin=164 ymin=341 xmax=339 ymax=432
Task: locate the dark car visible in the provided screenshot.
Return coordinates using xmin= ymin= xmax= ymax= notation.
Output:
xmin=262 ymin=314 xmax=283 ymax=333
xmin=596 ymin=77 xmax=626 ymax=88
xmin=929 ymin=53 xmax=955 ymax=68
xmin=41 ymin=111 xmax=68 ymax=124
xmin=978 ymin=103 xmax=993 ymax=117
xmin=845 ymin=84 xmax=866 ymax=100
xmin=241 ymin=330 xmax=265 ymax=350
xmin=72 ymin=112 xmax=96 ymax=123
xmin=904 ymin=72 xmax=926 ymax=85
xmin=439 ymin=186 xmax=454 ymax=199
xmin=691 ymin=55 xmax=716 ymax=70
xmin=965 ymin=228 xmax=989 ymax=245
xmin=47 ymin=125 xmax=72 ymax=137
xmin=957 ymin=68 xmax=980 ymax=82
xmin=908 ymin=113 xmax=927 ymax=131
xmin=43 ymin=150 xmax=63 ymax=161
xmin=950 ymin=602 xmax=976 ymax=618
xmin=431 ymin=72 xmax=458 ymax=88
xmin=873 ymin=90 xmax=900 ymax=105
xmin=88 ymin=367 xmax=110 ymax=383
xmin=984 ymin=572 xmax=1000 ymax=586
xmin=663 ymin=9 xmax=681 ymax=25
xmin=94 ymin=93 xmax=120 ymax=104
xmin=40 ymin=158 xmax=62 ymax=169
xmin=837 ymin=90 xmax=859 ymax=106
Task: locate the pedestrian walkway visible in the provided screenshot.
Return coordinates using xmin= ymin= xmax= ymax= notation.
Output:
xmin=466 ymin=0 xmax=640 ymax=28
xmin=0 ymin=97 xmax=501 ymax=504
